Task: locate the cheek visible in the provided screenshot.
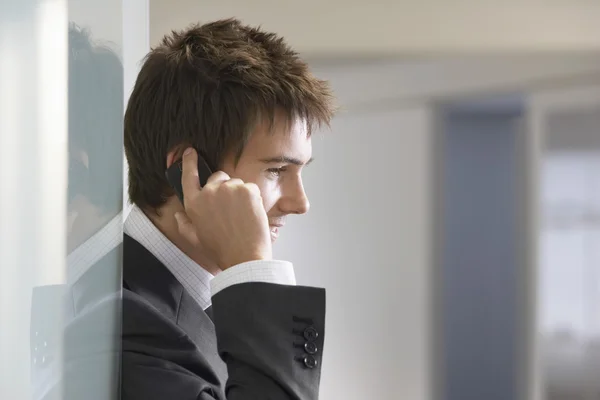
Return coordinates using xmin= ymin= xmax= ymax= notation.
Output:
xmin=255 ymin=179 xmax=280 ymax=213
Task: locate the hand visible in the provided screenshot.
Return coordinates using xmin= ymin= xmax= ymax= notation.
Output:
xmin=174 ymin=148 xmax=273 ymax=270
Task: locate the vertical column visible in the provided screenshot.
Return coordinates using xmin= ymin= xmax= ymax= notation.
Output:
xmin=0 ymin=1 xmax=68 ymax=399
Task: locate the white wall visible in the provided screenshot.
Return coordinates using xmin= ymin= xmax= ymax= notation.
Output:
xmin=149 ymin=0 xmax=600 ymax=56
xmin=274 ymin=106 xmax=435 ymax=399
xmin=308 ymin=56 xmax=600 ymax=109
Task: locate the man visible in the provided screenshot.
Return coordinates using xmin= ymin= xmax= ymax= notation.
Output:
xmin=31 ymin=24 xmax=123 ymax=400
xmin=122 ymin=18 xmax=336 ymax=399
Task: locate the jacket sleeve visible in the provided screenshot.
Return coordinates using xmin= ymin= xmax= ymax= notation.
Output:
xmin=121 ymin=283 xmax=326 ymax=400
xmin=212 ymin=282 xmax=326 ymax=399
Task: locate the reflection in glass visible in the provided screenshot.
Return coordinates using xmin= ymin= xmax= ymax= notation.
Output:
xmin=30 ymin=23 xmax=123 ymax=400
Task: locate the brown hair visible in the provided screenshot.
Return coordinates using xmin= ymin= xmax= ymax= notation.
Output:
xmin=124 ymin=18 xmax=336 ymax=212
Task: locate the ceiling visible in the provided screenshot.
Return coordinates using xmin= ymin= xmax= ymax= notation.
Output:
xmin=149 ymin=0 xmax=600 ymax=56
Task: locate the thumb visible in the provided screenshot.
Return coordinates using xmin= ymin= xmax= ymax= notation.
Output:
xmin=174 ymin=212 xmax=199 ymax=245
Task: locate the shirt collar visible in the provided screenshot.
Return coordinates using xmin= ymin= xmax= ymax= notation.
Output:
xmin=67 ymin=211 xmax=122 ymax=286
xmin=123 ymin=205 xmax=213 ymax=310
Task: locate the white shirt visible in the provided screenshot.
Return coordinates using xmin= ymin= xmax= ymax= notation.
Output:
xmin=123 ymin=205 xmax=296 ymax=310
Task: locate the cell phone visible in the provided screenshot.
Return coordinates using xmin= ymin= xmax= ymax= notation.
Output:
xmin=165 ymin=153 xmax=213 ymax=204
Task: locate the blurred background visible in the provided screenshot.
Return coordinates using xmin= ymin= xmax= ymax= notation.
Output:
xmin=1 ymin=0 xmax=599 ymax=399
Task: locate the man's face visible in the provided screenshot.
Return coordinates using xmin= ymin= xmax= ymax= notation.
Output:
xmin=221 ymin=113 xmax=312 ymax=242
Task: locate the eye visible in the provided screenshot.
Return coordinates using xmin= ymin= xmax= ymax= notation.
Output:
xmin=267 ymin=166 xmax=286 ymax=178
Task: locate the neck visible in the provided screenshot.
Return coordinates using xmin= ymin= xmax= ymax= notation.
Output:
xmin=144 ymin=197 xmax=221 ymax=275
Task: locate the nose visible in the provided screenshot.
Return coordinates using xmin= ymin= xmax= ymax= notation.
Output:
xmin=281 ymin=177 xmax=310 ymax=215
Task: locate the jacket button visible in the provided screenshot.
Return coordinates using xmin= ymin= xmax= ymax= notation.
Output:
xmin=303 ymin=355 xmax=318 ymax=369
xmin=304 ymin=341 xmax=318 ymax=355
xmin=303 ymin=327 xmax=318 ymax=341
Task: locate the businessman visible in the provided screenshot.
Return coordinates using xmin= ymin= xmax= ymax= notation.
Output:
xmin=122 ymin=18 xmax=336 ymax=399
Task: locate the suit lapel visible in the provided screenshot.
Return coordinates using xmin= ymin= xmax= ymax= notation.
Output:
xmin=123 ymin=234 xmax=183 ymax=322
xmin=123 ymin=234 xmax=224 ymax=357
xmin=176 ymin=293 xmax=227 ymax=379
xmin=204 ymin=305 xmax=214 ymax=322
xmin=123 ymin=234 xmax=227 ymax=379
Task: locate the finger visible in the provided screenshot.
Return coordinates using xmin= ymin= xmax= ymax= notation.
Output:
xmin=174 ymin=212 xmax=200 ymax=246
xmin=181 ymin=148 xmax=201 ymax=195
xmin=205 ymin=171 xmax=231 ymax=187
xmin=243 ymin=182 xmax=261 ymax=197
xmin=223 ymin=178 xmax=244 ymax=188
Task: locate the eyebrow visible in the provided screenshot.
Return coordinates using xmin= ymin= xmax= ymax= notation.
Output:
xmin=260 ymin=156 xmax=314 ymax=166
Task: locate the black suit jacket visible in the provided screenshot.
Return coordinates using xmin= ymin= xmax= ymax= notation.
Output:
xmin=122 ymin=233 xmax=327 ymax=399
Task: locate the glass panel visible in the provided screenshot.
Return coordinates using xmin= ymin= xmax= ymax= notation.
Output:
xmin=0 ymin=1 xmax=125 ymax=399
xmin=41 ymin=0 xmax=125 ymax=398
